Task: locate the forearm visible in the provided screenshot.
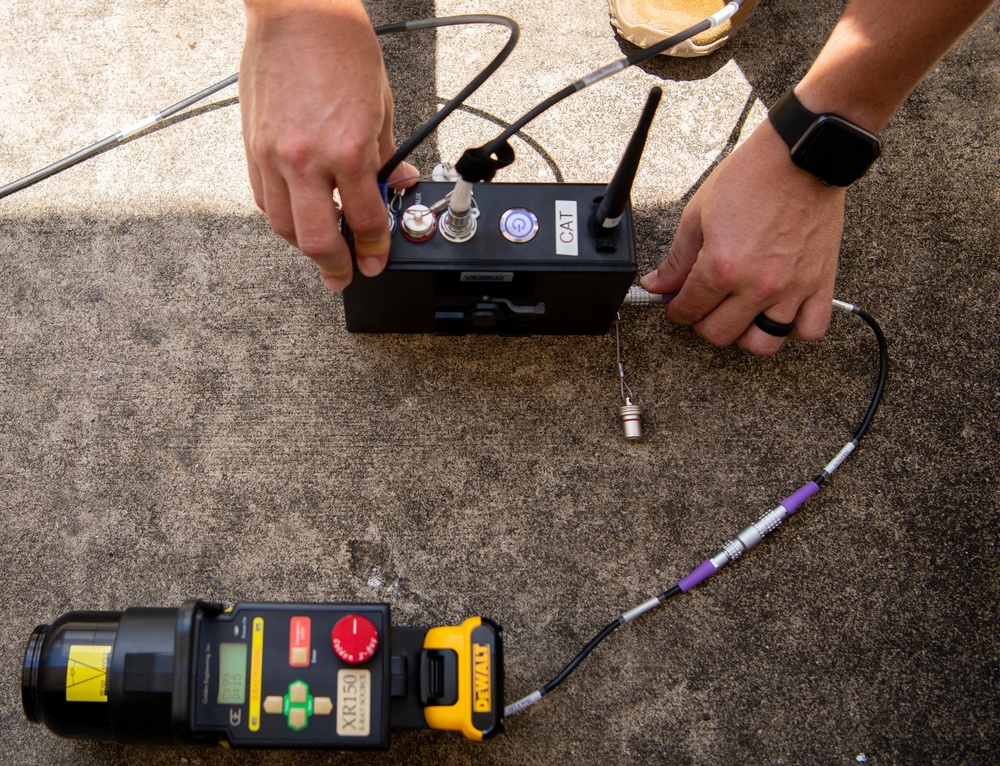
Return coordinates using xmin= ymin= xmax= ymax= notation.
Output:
xmin=796 ymin=0 xmax=996 ymax=131
xmin=244 ymin=0 xmax=368 ymax=17
xmin=243 ymin=0 xmax=376 ymax=52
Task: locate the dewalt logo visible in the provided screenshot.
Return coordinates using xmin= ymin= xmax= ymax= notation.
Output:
xmin=472 ymin=642 xmax=492 ymax=712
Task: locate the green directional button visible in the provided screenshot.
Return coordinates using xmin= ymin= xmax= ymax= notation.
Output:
xmin=288 ymin=706 xmax=307 ymax=730
xmin=285 ymin=680 xmax=313 ymax=731
xmin=288 ymin=680 xmax=308 ymax=704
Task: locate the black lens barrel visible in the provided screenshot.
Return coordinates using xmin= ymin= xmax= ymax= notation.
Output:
xmin=21 ymin=612 xmax=122 ymax=740
xmin=21 ymin=608 xmax=181 ymax=745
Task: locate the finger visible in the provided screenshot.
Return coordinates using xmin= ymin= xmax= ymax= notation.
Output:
xmin=286 ymin=175 xmax=353 ymax=289
xmin=374 ymin=91 xmax=418 ymax=193
xmin=240 ymin=109 xmax=273 ymax=218
xmin=260 ymin=169 xmax=299 ymax=249
xmin=737 ymin=277 xmax=835 ymax=354
xmin=653 ymin=200 xmax=741 ymax=331
xmin=789 ymin=288 xmax=834 ymax=342
xmin=245 ymin=150 xmax=266 ymax=212
xmin=338 ymin=93 xmax=393 ymax=277
xmin=243 ymin=111 xmax=300 ymax=248
xmin=237 ymin=76 xmax=262 ymax=207
xmin=736 ymin=299 xmax=801 ymax=356
xmin=387 ymin=160 xmax=420 ymax=190
xmin=337 ymin=165 xmax=391 ymax=279
xmin=641 ymin=199 xmax=702 ymax=296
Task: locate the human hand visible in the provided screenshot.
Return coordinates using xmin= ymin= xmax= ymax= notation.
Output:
xmin=641 ymin=119 xmax=847 ymax=355
xmin=240 ymin=0 xmax=418 ymax=290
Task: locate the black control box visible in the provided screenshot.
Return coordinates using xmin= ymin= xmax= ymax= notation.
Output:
xmin=193 ymin=603 xmax=393 ymax=748
xmin=22 ymin=600 xmax=503 ymax=750
xmin=342 ymin=182 xmax=637 ymax=335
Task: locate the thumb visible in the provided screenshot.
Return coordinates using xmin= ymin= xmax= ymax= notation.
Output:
xmin=387 ymin=160 xmax=419 ymax=189
xmin=375 ymin=86 xmax=419 ymax=189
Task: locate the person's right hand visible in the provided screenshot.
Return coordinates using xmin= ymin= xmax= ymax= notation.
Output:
xmin=240 ymin=0 xmax=418 ymax=290
xmin=640 ymin=119 xmax=846 ymax=355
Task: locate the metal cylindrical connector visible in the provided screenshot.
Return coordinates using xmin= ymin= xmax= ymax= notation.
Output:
xmin=622 ymin=286 xmax=657 ymax=307
xmin=618 ymin=399 xmax=642 ymax=441
xmin=620 ymin=286 xmax=677 ymax=309
xmin=710 ymin=505 xmax=790 ymax=570
xmin=400 ymin=204 xmax=437 ymax=242
xmin=439 ymin=179 xmax=477 ymax=243
xmin=440 ymin=208 xmax=476 ymax=242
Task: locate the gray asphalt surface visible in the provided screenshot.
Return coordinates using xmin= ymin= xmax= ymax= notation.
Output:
xmin=1 ymin=1 xmax=997 ymax=764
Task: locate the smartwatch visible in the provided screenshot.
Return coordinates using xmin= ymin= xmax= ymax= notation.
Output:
xmin=768 ymin=86 xmax=882 ymax=187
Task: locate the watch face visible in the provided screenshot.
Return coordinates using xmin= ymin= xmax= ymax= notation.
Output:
xmin=792 ymin=115 xmax=882 ymax=186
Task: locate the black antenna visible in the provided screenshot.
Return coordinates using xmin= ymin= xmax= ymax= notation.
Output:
xmin=594 ymin=86 xmax=662 ymax=231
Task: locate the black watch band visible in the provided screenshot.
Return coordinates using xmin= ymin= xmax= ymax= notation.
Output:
xmin=768 ymin=86 xmax=882 ymax=187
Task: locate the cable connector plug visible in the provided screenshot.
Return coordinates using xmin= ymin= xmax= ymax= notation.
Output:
xmin=677 ymin=482 xmax=820 ymax=593
xmin=620 ymin=286 xmax=678 ymax=308
xmin=439 ymin=179 xmax=478 ymax=243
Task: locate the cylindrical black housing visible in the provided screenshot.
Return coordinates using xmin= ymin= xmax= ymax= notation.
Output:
xmin=22 ymin=612 xmax=121 ymax=740
xmin=22 ymin=607 xmax=182 ymax=745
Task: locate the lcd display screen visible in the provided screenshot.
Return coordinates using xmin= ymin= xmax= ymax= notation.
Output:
xmin=217 ymin=642 xmax=247 ymax=705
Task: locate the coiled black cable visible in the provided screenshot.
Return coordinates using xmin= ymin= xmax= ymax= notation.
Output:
xmin=850 ymin=307 xmax=888 ymax=442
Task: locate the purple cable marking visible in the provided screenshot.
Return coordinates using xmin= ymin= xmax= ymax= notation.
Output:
xmin=678 ymin=559 xmax=717 ymax=592
xmin=660 ymin=291 xmax=679 ymax=303
xmin=781 ymin=482 xmax=820 ymax=515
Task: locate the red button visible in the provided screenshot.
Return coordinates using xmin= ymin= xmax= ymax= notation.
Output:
xmin=330 ymin=614 xmax=379 ymax=664
xmin=289 ymin=616 xmax=311 ymax=667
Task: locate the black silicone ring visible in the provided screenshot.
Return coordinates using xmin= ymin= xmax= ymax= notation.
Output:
xmin=754 ymin=312 xmax=795 ymax=337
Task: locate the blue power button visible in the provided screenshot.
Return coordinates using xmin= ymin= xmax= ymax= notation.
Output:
xmin=499 ymin=208 xmax=539 ymax=243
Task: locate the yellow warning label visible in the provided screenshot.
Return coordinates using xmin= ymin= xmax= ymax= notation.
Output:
xmin=66 ymin=645 xmax=112 ymax=702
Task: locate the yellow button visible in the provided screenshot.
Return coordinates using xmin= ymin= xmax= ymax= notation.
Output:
xmin=288 ymin=681 xmax=308 ymax=704
xmin=312 ymin=696 xmax=333 ymax=716
xmin=262 ymin=696 xmax=284 ymax=715
xmin=288 ymin=707 xmax=307 ymax=731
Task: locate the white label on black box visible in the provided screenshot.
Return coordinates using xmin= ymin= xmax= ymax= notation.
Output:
xmin=337 ymin=669 xmax=371 ymax=737
xmin=461 ymin=271 xmax=514 ymax=283
xmin=554 ymin=200 xmax=578 ymax=256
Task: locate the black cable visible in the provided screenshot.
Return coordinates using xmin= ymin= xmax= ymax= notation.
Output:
xmin=482 ymin=20 xmax=709 ymax=158
xmin=811 ymin=304 xmax=888 ymax=487
xmin=0 ymin=16 xmax=518 ymax=199
xmin=541 ymin=620 xmax=621 ymax=696
xmin=509 ymin=301 xmax=888 ymax=716
xmin=538 ymin=586 xmax=682 ymax=699
xmin=850 ymin=307 xmax=888 ymax=442
xmin=0 ymin=74 xmax=239 ymax=200
xmin=463 ymin=0 xmax=747 ymax=179
xmin=374 ymin=15 xmax=519 ymax=183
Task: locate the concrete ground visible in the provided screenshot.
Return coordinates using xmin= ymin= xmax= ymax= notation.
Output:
xmin=1 ymin=1 xmax=997 ymax=764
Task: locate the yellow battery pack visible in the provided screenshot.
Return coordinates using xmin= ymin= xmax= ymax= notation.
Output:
xmin=422 ymin=617 xmax=503 ymax=740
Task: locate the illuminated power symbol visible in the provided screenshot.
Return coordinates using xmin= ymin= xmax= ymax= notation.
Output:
xmin=500 ymin=208 xmax=538 ymax=243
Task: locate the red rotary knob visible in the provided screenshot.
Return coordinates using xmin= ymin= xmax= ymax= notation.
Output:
xmin=330 ymin=614 xmax=379 ymax=664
